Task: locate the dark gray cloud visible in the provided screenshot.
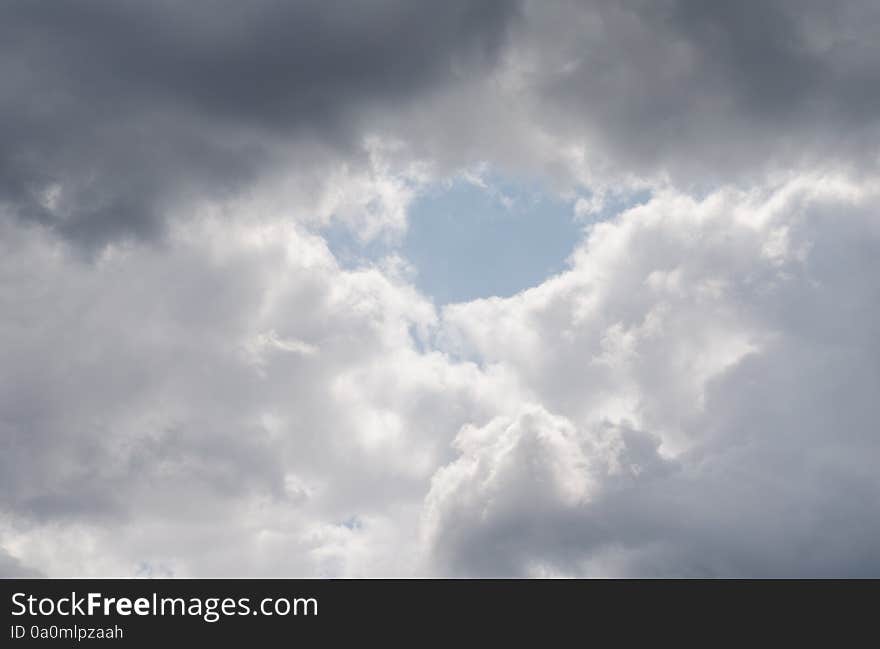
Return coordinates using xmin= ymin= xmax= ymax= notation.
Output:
xmin=4 ymin=0 xmax=879 ymax=250
xmin=528 ymin=0 xmax=880 ymax=185
xmin=0 ymin=0 xmax=518 ymax=248
xmin=372 ymin=0 xmax=880 ymax=192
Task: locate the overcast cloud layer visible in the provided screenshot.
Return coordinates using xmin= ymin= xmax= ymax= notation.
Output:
xmin=2 ymin=1 xmax=880 ymax=577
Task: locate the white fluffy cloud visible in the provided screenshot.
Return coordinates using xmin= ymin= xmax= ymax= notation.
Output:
xmin=3 ymin=171 xmax=878 ymax=577
xmin=424 ymin=173 xmax=880 ymax=576
xmin=0 ymin=193 xmax=523 ymax=576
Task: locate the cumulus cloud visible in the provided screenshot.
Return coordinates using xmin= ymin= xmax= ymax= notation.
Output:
xmin=3 ymin=171 xmax=878 ymax=578
xmin=427 ymin=175 xmax=880 ymax=576
xmin=2 ymin=1 xmax=880 ymax=578
xmin=0 ymin=187 xmax=531 ymax=576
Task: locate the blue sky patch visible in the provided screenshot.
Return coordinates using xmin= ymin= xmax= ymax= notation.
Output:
xmin=324 ymin=172 xmax=588 ymax=305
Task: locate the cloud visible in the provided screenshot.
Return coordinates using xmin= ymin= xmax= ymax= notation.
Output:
xmin=2 ymin=2 xmax=880 ymax=579
xmin=0 ymin=548 xmax=44 ymax=578
xmin=0 ymin=194 xmax=529 ymax=576
xmin=8 ymin=1 xmax=880 ymax=253
xmin=4 ymin=172 xmax=878 ymax=578
xmin=0 ymin=0 xmax=518 ymax=248
xmin=380 ymin=0 xmax=880 ymax=191
xmin=426 ymin=174 xmax=880 ymax=576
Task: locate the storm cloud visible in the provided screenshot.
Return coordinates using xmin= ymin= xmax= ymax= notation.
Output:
xmin=0 ymin=0 xmax=517 ymax=247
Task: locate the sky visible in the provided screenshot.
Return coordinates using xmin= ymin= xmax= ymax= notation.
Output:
xmin=327 ymin=171 xmax=587 ymax=304
xmin=1 ymin=0 xmax=879 ymax=578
